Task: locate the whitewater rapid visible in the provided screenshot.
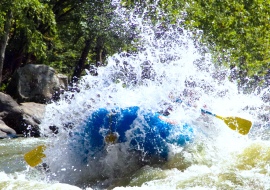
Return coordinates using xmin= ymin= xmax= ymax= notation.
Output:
xmin=1 ymin=2 xmax=270 ymax=190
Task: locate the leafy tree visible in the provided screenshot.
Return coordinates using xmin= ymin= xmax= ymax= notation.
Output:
xmin=0 ymin=9 xmax=12 ymax=85
xmin=42 ymin=0 xmax=135 ymax=82
xmin=0 ymin=0 xmax=135 ymax=88
xmin=182 ymin=0 xmax=270 ymax=85
xmin=0 ymin=0 xmax=56 ymax=86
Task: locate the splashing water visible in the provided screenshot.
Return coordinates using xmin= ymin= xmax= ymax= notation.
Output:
xmin=2 ymin=2 xmax=270 ymax=190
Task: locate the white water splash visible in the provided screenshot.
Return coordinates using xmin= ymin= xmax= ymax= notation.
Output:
xmin=30 ymin=2 xmax=270 ymax=189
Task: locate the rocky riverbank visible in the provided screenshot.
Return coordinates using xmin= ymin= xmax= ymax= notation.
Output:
xmin=0 ymin=64 xmax=68 ymax=138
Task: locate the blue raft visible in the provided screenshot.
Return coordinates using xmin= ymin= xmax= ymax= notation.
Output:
xmin=72 ymin=107 xmax=196 ymax=161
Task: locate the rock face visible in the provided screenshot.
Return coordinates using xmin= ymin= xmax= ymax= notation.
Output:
xmin=7 ymin=64 xmax=68 ymax=103
xmin=0 ymin=64 xmax=68 ymax=137
xmin=0 ymin=92 xmax=46 ymax=137
xmin=0 ymin=92 xmax=23 ymax=134
xmin=20 ymin=102 xmax=46 ymax=136
xmin=0 ymin=120 xmax=16 ymax=138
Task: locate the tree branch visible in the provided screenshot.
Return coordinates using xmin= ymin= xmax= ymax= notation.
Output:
xmin=0 ymin=9 xmax=13 ymax=85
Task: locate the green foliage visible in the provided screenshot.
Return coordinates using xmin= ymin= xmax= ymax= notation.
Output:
xmin=80 ymin=1 xmax=134 ymax=57
xmin=40 ymin=0 xmax=135 ymax=76
xmin=1 ymin=0 xmax=269 ymax=87
xmin=183 ymin=0 xmax=270 ymax=79
xmin=1 ymin=0 xmax=56 ymax=59
xmin=0 ymin=77 xmax=10 ymax=92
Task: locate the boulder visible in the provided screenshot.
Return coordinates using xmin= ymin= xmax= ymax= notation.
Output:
xmin=0 ymin=93 xmax=46 ymax=137
xmin=20 ymin=102 xmax=46 ymax=124
xmin=0 ymin=92 xmax=23 ymax=134
xmin=20 ymin=102 xmax=46 ymax=136
xmin=0 ymin=120 xmax=16 ymax=135
xmin=7 ymin=64 xmax=68 ymax=103
xmin=0 ymin=130 xmax=8 ymax=138
xmin=0 ymin=92 xmax=22 ymax=117
xmin=0 ymin=120 xmax=17 ymax=138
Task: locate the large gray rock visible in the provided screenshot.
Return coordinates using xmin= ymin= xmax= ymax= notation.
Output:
xmin=7 ymin=64 xmax=68 ymax=103
xmin=0 ymin=120 xmax=16 ymax=138
xmin=0 ymin=130 xmax=8 ymax=138
xmin=0 ymin=92 xmax=23 ymax=133
xmin=20 ymin=102 xmax=46 ymax=136
xmin=20 ymin=102 xmax=45 ymax=124
xmin=0 ymin=92 xmax=22 ymax=117
xmin=0 ymin=93 xmax=46 ymax=137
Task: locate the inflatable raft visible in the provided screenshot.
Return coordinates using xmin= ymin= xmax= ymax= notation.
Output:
xmin=72 ymin=107 xmax=196 ymax=161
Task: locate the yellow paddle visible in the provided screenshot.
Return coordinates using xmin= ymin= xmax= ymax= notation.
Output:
xmin=214 ymin=115 xmax=252 ymax=135
xmin=176 ymin=99 xmax=252 ymax=135
xmin=200 ymin=108 xmax=252 ymax=135
xmin=24 ymin=145 xmax=46 ymax=167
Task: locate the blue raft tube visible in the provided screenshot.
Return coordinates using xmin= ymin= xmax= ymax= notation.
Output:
xmin=70 ymin=106 xmax=196 ymax=163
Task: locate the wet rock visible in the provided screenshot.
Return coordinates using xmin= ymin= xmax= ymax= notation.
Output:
xmin=0 ymin=120 xmax=16 ymax=135
xmin=20 ymin=102 xmax=46 ymax=125
xmin=0 ymin=92 xmax=23 ymax=134
xmin=7 ymin=64 xmax=68 ymax=103
xmin=0 ymin=93 xmax=46 ymax=137
xmin=20 ymin=102 xmax=46 ymax=136
xmin=0 ymin=92 xmax=22 ymax=117
xmin=0 ymin=130 xmax=8 ymax=138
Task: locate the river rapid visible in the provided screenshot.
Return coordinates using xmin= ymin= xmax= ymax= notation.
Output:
xmin=1 ymin=2 xmax=270 ymax=190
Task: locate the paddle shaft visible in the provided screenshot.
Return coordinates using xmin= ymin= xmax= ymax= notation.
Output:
xmin=176 ymin=99 xmax=215 ymax=116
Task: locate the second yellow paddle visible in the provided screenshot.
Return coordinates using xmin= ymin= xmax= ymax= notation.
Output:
xmin=24 ymin=145 xmax=46 ymax=167
xmin=176 ymin=99 xmax=252 ymax=135
xmin=215 ymin=115 xmax=252 ymax=135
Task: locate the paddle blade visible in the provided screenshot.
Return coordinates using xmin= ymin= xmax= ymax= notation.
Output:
xmin=24 ymin=145 xmax=46 ymax=167
xmin=105 ymin=132 xmax=118 ymax=144
xmin=217 ymin=116 xmax=252 ymax=135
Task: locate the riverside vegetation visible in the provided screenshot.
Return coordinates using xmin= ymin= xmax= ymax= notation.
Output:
xmin=0 ymin=1 xmax=269 ymax=137
xmin=1 ymin=0 xmax=269 ymax=92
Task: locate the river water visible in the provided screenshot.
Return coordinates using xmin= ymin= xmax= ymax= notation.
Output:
xmin=1 ymin=2 xmax=270 ymax=190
